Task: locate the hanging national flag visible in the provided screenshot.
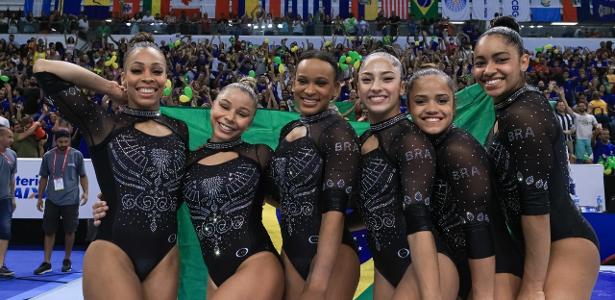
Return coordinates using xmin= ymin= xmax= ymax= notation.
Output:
xmin=502 ymin=0 xmax=530 ymax=21
xmin=170 ymin=0 xmax=202 ymax=18
xmin=25 ymin=0 xmax=47 ymax=17
xmin=273 ymin=0 xmax=282 ymax=17
xmin=142 ymin=0 xmax=170 ymax=17
xmin=323 ymin=0 xmax=332 ymax=17
xmin=351 ymin=0 xmax=364 ymax=19
xmin=472 ymin=0 xmax=500 ymax=20
xmin=562 ymin=0 xmax=578 ymax=21
xmin=590 ymin=0 xmax=615 ymax=21
xmin=411 ymin=0 xmax=438 ymax=20
xmin=113 ymin=0 xmax=140 ymax=17
xmin=383 ymin=0 xmax=409 ymax=19
xmin=530 ymin=0 xmax=561 ymax=22
xmin=83 ymin=0 xmax=112 ymax=5
xmin=442 ymin=0 xmax=470 ymax=20
xmin=202 ymin=0 xmax=215 ymax=17
xmin=245 ymin=0 xmax=259 ymax=17
xmin=215 ymin=0 xmax=229 ymax=18
xmin=365 ymin=0 xmax=378 ymax=20
xmin=299 ymin=0 xmax=305 ymax=19
xmin=61 ymin=0 xmax=82 ymax=16
xmin=339 ymin=0 xmax=350 ymax=18
xmin=83 ymin=0 xmax=112 ymax=20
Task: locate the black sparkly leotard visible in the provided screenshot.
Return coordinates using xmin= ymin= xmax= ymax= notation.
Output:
xmin=183 ymin=139 xmax=277 ymax=286
xmin=429 ymin=127 xmax=495 ymax=297
xmin=270 ymin=109 xmax=360 ymax=280
xmin=357 ymin=113 xmax=436 ymax=287
xmin=35 ymin=72 xmax=188 ymax=281
xmin=487 ymin=85 xmax=599 ymax=254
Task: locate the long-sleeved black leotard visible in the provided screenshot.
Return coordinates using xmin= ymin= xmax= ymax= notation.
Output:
xmin=487 ymin=85 xmax=598 ymax=254
xmin=429 ymin=127 xmax=495 ymax=297
xmin=270 ymin=109 xmax=360 ymax=280
xmin=35 ymin=72 xmax=188 ymax=281
xmin=357 ymin=113 xmax=437 ymax=287
xmin=183 ymin=139 xmax=277 ymax=286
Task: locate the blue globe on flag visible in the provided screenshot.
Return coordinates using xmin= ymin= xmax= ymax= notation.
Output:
xmin=445 ymin=0 xmax=467 ymax=12
xmin=417 ymin=0 xmax=433 ymax=9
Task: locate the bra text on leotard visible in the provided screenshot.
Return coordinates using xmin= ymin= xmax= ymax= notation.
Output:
xmin=451 ymin=166 xmax=481 ymax=181
xmin=405 ymin=148 xmax=433 ymax=161
xmin=507 ymin=127 xmax=535 ymax=142
xmin=335 ymin=142 xmax=360 ymax=152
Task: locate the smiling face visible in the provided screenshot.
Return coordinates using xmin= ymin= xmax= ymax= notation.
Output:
xmin=472 ymin=34 xmax=529 ymax=103
xmin=210 ymin=87 xmax=256 ymax=142
xmin=357 ymin=56 xmax=404 ymax=123
xmin=292 ymin=58 xmax=340 ymax=116
xmin=122 ymin=47 xmax=167 ymax=110
xmin=408 ymin=75 xmax=454 ymax=135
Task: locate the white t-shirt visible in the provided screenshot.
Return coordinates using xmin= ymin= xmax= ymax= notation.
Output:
xmin=573 ymin=112 xmax=597 ymax=140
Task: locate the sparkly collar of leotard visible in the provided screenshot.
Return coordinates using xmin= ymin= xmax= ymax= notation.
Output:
xmin=204 ymin=138 xmax=244 ymax=150
xmin=493 ymin=84 xmax=540 ymax=112
xmin=120 ymin=106 xmax=161 ymax=119
xmin=299 ymin=109 xmax=337 ymax=125
xmin=370 ymin=113 xmax=408 ymax=132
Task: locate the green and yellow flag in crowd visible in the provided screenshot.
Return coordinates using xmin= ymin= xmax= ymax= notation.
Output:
xmin=166 ymin=83 xmax=494 ymax=299
xmin=82 ymin=0 xmax=113 ymax=5
xmin=142 ymin=0 xmax=170 ymax=16
xmin=411 ymin=0 xmax=439 ymax=20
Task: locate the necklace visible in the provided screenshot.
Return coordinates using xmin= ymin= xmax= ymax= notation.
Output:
xmin=121 ymin=106 xmax=161 ymax=118
xmin=204 ymin=139 xmax=243 ymax=150
xmin=494 ymin=85 xmax=540 ymax=111
xmin=370 ymin=113 xmax=408 ymax=132
xmin=300 ymin=109 xmax=337 ymax=125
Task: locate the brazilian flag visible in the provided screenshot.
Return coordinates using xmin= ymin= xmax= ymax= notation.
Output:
xmin=411 ymin=0 xmax=439 ymax=20
xmin=167 ymin=83 xmax=494 ymax=299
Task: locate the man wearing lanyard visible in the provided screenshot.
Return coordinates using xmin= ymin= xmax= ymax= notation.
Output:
xmin=0 ymin=126 xmax=16 ymax=277
xmin=34 ymin=129 xmax=88 ymax=275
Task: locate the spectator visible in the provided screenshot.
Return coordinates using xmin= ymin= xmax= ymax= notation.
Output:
xmin=589 ymin=91 xmax=610 ymax=129
xmin=565 ymin=99 xmax=599 ymax=163
xmin=34 ymin=129 xmax=88 ymax=275
xmin=592 ymin=128 xmax=615 ymax=163
xmin=77 ymin=15 xmax=89 ymax=33
xmin=0 ymin=126 xmax=16 ymax=277
xmin=554 ymin=95 xmax=576 ymax=157
xmin=12 ymin=115 xmax=44 ymax=158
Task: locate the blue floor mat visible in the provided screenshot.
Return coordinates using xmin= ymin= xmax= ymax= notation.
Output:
xmin=0 ymin=248 xmax=84 ymax=300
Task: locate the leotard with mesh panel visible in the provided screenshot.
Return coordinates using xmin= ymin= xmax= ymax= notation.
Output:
xmin=35 ymin=72 xmax=188 ymax=281
xmin=487 ymin=85 xmax=598 ymax=254
xmin=183 ymin=140 xmax=277 ymax=286
xmin=270 ymin=109 xmax=360 ymax=280
xmin=357 ymin=113 xmax=437 ymax=287
xmin=429 ymin=127 xmax=495 ymax=297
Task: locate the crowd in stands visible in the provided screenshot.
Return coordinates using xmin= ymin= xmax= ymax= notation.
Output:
xmin=0 ymin=9 xmax=614 ymax=164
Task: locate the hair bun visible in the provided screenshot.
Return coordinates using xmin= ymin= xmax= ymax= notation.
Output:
xmin=129 ymin=32 xmax=155 ymax=45
xmin=238 ymin=76 xmax=257 ymax=91
xmin=491 ymin=16 xmax=520 ymax=33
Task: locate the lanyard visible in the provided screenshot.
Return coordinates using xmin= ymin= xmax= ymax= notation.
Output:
xmin=52 ymin=148 xmax=69 ymax=179
xmin=0 ymin=151 xmax=12 ymax=165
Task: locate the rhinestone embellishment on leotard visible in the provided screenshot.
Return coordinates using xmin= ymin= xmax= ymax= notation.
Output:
xmin=299 ymin=109 xmax=337 ymax=125
xmin=494 ymin=85 xmax=540 ymax=111
xmin=370 ymin=113 xmax=408 ymax=132
xmin=204 ymin=139 xmax=244 ymax=150
xmin=120 ymin=106 xmax=161 ymax=118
